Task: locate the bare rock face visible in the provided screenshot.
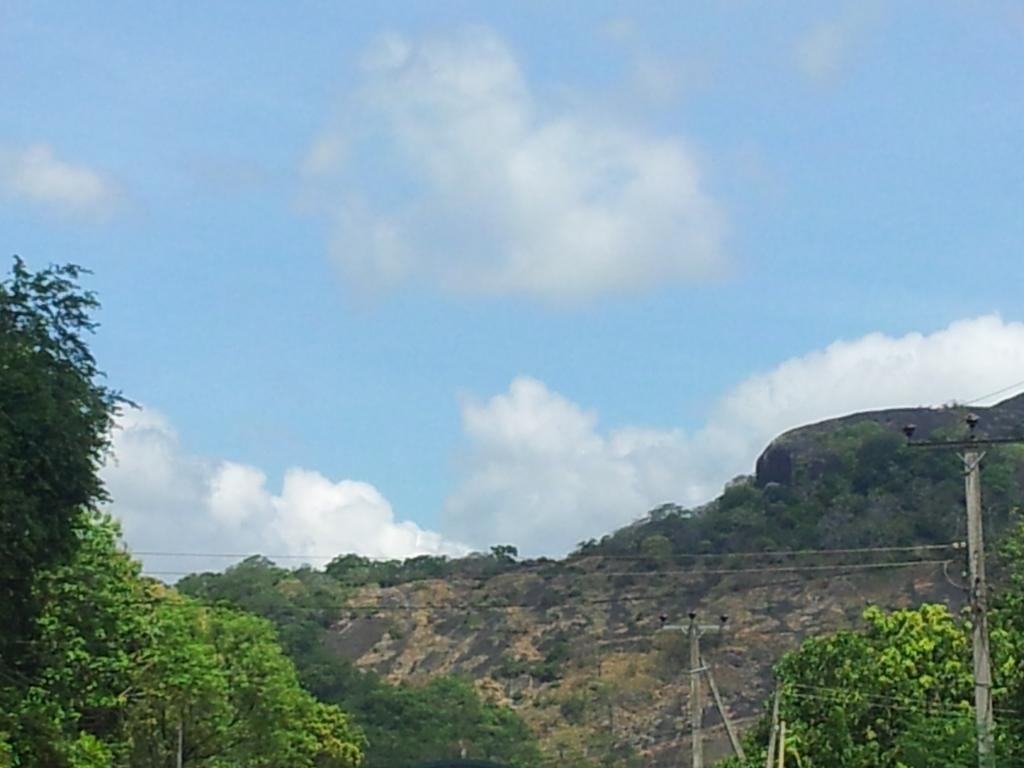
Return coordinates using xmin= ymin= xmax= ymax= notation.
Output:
xmin=330 ymin=561 xmax=964 ymax=767
xmin=754 ymin=445 xmax=793 ymax=486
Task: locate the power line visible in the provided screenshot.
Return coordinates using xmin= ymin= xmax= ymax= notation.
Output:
xmin=787 ymin=684 xmax=1024 ymax=722
xmin=134 ymin=551 xmax=337 ymax=561
xmin=131 ymin=541 xmax=960 ymax=563
xmin=5 ymin=577 xmax=820 ymax=620
xmin=580 ymin=558 xmax=956 ymax=578
xmin=142 ymin=557 xmax=952 ymax=581
xmin=17 ymin=570 xmax=827 ymax=614
xmin=572 ymin=543 xmax=959 ymax=561
xmin=786 ymin=690 xmax=977 ymax=722
xmin=963 ymin=377 xmax=1024 ymax=407
xmin=790 ymin=682 xmax=1024 ymax=718
xmin=138 ymin=559 xmax=954 ymax=612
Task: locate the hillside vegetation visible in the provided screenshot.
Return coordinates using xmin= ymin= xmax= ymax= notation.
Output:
xmin=581 ymin=418 xmax=1024 ymax=559
xmin=178 ymin=559 xmax=541 ymax=768
xmin=718 ymin=523 xmax=1024 ymax=767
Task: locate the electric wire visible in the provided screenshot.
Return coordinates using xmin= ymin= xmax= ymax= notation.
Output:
xmin=786 ymin=691 xmax=977 ymax=723
xmin=0 ymin=579 xmax=852 ymax=630
xmin=140 ymin=557 xmax=953 ymax=581
xmin=573 ymin=558 xmax=956 ymax=578
xmin=134 ymin=558 xmax=954 ymax=615
xmin=24 ymin=568 xmax=844 ymax=617
xmin=131 ymin=541 xmax=961 ymax=564
xmin=786 ymin=683 xmax=1024 ymax=721
xmin=963 ymin=377 xmax=1024 ymax=407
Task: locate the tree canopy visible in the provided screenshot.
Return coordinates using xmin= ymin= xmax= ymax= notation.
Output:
xmin=584 ymin=423 xmax=1024 ymax=560
xmin=0 ymin=257 xmax=124 ymax=655
xmin=1 ymin=513 xmax=365 ymax=767
xmin=721 ymin=521 xmax=1024 ymax=768
xmin=178 ymin=558 xmax=542 ymax=768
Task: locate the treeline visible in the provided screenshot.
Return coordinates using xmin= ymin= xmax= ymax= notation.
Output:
xmin=719 ymin=520 xmax=1024 ymax=767
xmin=324 ymin=543 xmax=527 ymax=588
xmin=2 ymin=515 xmax=362 ymax=767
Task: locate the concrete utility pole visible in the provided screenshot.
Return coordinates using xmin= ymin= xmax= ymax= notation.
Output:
xmin=703 ymin=655 xmax=745 ymax=759
xmin=905 ymin=412 xmax=1022 ymax=767
xmin=660 ymin=613 xmax=739 ymax=768
xmin=965 ymin=446 xmax=995 ymax=763
xmin=689 ymin=619 xmax=702 ymax=768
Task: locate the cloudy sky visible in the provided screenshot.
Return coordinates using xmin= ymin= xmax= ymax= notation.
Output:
xmin=4 ymin=2 xmax=1023 ymax=575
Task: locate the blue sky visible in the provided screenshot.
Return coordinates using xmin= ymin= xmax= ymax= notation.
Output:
xmin=4 ymin=2 xmax=1024 ymax=573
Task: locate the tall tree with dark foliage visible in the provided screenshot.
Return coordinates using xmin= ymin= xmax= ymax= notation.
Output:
xmin=0 ymin=256 xmax=124 ymax=658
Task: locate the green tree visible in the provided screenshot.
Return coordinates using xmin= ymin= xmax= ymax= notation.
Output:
xmin=776 ymin=604 xmax=972 ymax=766
xmin=719 ymin=605 xmax=1009 ymax=768
xmin=590 ymin=422 xmax=1024 ymax=560
xmin=0 ymin=257 xmax=124 ymax=656
xmin=2 ymin=514 xmax=365 ymax=767
xmin=180 ymin=558 xmax=542 ymax=767
xmin=639 ymin=534 xmax=673 ymax=565
xmin=2 ymin=513 xmax=152 ymax=766
xmin=333 ymin=675 xmax=538 ymax=768
xmin=491 ymin=545 xmax=519 ymax=563
xmin=126 ymin=601 xmax=363 ymax=768
xmin=720 ymin=519 xmax=1024 ymax=768
xmin=991 ymin=519 xmax=1024 ymax=760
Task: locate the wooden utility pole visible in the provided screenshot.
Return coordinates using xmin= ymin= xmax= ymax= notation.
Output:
xmin=776 ymin=720 xmax=786 ymax=768
xmin=905 ymin=412 xmax=1020 ymax=768
xmin=177 ymin=718 xmax=184 ymax=768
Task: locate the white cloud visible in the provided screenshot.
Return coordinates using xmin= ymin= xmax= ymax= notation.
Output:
xmin=0 ymin=144 xmax=119 ymax=216
xmin=442 ymin=316 xmax=1024 ymax=555
xmin=306 ymin=28 xmax=726 ymax=302
xmin=102 ymin=408 xmax=465 ymax=577
xmin=714 ymin=315 xmax=1024 ymax=439
xmin=103 ymin=317 xmax=1024 ymax=565
xmin=443 ymin=377 xmax=689 ymax=554
xmin=272 ymin=469 xmax=452 ymax=561
xmin=209 ymin=463 xmax=273 ymax=527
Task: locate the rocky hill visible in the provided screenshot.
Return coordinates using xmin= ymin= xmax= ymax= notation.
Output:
xmin=330 ymin=559 xmax=961 ymax=765
xmin=323 ymin=396 xmax=1024 ymax=766
xmin=755 ymin=392 xmax=1024 ymax=487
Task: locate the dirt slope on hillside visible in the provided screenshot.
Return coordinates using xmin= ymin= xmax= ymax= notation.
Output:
xmin=328 ymin=556 xmax=965 ymax=765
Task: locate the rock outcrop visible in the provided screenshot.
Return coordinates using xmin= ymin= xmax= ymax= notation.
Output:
xmin=755 ymin=393 xmax=1024 ymax=487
